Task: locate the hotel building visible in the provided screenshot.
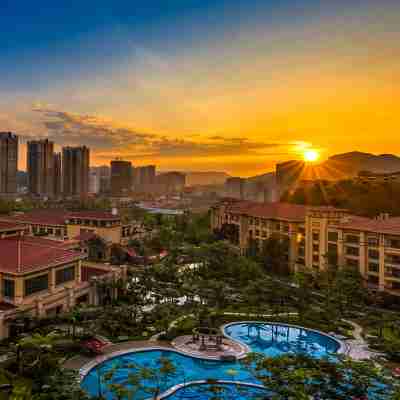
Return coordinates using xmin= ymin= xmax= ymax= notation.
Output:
xmin=0 ymin=220 xmax=126 ymax=339
xmin=0 ymin=209 xmax=138 ymax=249
xmin=211 ymin=199 xmax=400 ymax=296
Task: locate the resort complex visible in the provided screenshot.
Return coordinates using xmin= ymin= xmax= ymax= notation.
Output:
xmin=0 ymin=201 xmax=397 ymax=399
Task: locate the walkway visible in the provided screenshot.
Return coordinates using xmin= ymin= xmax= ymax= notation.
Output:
xmin=63 ymin=339 xmax=172 ymax=371
xmin=341 ymin=319 xmax=382 ymax=360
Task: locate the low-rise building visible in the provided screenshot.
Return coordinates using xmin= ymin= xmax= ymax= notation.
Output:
xmin=211 ymin=199 xmax=400 ymax=297
xmin=0 ymin=209 xmax=137 ymax=245
xmin=0 ymin=223 xmax=126 ymax=339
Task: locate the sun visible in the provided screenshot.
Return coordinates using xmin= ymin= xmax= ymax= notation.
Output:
xmin=303 ymin=149 xmax=320 ymax=162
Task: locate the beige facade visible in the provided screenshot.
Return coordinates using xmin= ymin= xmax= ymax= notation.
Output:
xmin=0 ymin=260 xmax=127 ymax=339
xmin=211 ymin=200 xmax=400 ymax=297
xmin=211 ymin=201 xmax=305 ymax=271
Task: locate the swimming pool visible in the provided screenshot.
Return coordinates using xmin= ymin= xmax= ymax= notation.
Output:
xmin=81 ymin=322 xmax=342 ymax=399
xmin=224 ymin=322 xmax=341 ymax=358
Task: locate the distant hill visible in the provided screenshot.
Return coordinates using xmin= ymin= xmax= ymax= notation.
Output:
xmin=322 ymin=152 xmax=400 ymax=178
xmin=185 ymin=171 xmax=230 ymax=186
xmin=246 ymin=171 xmax=275 ymax=184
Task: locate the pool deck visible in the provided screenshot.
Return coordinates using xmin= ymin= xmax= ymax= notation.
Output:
xmin=63 ymin=339 xmax=173 ymax=371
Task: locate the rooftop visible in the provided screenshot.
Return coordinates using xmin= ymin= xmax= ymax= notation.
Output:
xmin=333 ymin=216 xmax=400 ymax=236
xmin=6 ymin=210 xmax=69 ymax=226
xmin=222 ymin=200 xmax=307 ymax=221
xmin=0 ymin=236 xmax=84 ymax=275
xmin=67 ymin=211 xmax=120 ymax=221
xmin=0 ymin=220 xmax=26 ymax=232
xmin=1 ymin=209 xmax=120 ymax=226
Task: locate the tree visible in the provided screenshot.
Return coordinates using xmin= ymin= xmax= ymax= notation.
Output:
xmin=260 ymin=235 xmax=290 ymax=275
xmin=241 ymin=352 xmax=394 ymax=400
xmin=102 ymin=356 xmax=178 ymax=400
xmin=32 ymin=368 xmax=91 ymax=400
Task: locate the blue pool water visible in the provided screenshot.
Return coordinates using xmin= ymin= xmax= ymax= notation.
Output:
xmin=81 ymin=322 xmax=340 ymax=399
xmin=224 ymin=322 xmax=340 ymax=358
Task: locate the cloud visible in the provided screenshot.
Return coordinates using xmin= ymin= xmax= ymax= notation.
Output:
xmin=32 ymin=108 xmax=153 ymax=149
xmin=32 ymin=107 xmax=297 ymax=162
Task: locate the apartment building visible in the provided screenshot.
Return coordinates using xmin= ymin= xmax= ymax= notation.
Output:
xmin=0 ymin=132 xmax=18 ymax=196
xmin=211 ymin=199 xmax=400 ymax=296
xmin=27 ymin=139 xmax=55 ymax=198
xmin=62 ymin=146 xmax=90 ymax=198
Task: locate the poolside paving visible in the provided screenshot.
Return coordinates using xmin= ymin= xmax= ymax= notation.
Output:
xmin=63 ymin=340 xmax=172 ymax=371
xmin=172 ymin=335 xmax=248 ymax=360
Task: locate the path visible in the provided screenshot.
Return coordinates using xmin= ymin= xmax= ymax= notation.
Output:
xmin=341 ymin=319 xmax=382 ymax=360
xmin=63 ymin=339 xmax=172 ymax=371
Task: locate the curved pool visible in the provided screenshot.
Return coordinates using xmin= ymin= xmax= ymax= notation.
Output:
xmin=224 ymin=322 xmax=341 ymax=358
xmin=81 ymin=322 xmax=341 ymax=399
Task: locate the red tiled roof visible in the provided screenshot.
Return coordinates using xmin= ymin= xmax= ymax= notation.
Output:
xmin=1 ymin=210 xmax=120 ymax=227
xmin=333 ymin=216 xmax=400 ymax=236
xmin=0 ymin=236 xmax=84 ymax=274
xmin=224 ymin=200 xmax=306 ymax=221
xmin=67 ymin=211 xmax=120 ymax=221
xmin=6 ymin=210 xmax=68 ymax=226
xmin=0 ymin=220 xmax=26 ymax=232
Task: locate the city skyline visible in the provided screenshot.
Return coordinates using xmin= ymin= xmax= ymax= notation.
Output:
xmin=1 ymin=0 xmax=400 ymax=176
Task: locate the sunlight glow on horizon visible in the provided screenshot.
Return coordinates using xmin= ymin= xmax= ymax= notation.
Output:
xmin=303 ymin=149 xmax=320 ymax=163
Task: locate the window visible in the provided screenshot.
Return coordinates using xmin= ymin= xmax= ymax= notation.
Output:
xmin=346 ymin=246 xmax=359 ymax=256
xmin=255 ymin=230 xmax=260 ymax=236
xmin=262 ymin=230 xmax=267 ymax=238
xmin=312 ymin=232 xmax=319 ymax=241
xmin=368 ymin=262 xmax=379 ymax=273
xmin=368 ymin=236 xmax=379 ymax=247
xmin=346 ymin=258 xmax=359 ymax=268
xmin=313 ymin=244 xmax=319 ymax=252
xmin=368 ymin=275 xmax=379 ymax=285
xmin=328 ymin=243 xmax=338 ymax=265
xmin=386 ymin=254 xmax=400 ymax=265
xmin=386 ymin=238 xmax=400 ymax=249
xmin=48 ymin=228 xmax=53 ymax=235
xmin=3 ymin=279 xmax=15 ymax=298
xmin=368 ymin=249 xmax=379 ymax=260
xmin=56 ymin=266 xmax=76 ymax=285
xmin=282 ymin=223 xmax=289 ymax=232
xmin=313 ymin=255 xmax=319 ymax=263
xmin=328 ymin=231 xmax=338 ymax=242
xmin=255 ymin=218 xmax=260 ymax=226
xmin=346 ymin=234 xmax=359 ymax=244
xmin=24 ymin=274 xmax=49 ymax=296
xmin=55 ymin=229 xmax=61 ymax=237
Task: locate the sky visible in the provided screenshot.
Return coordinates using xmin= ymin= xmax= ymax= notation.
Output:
xmin=1 ymin=0 xmax=399 ymax=176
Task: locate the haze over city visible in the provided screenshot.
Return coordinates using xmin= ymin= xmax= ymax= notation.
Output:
xmin=2 ymin=0 xmax=399 ymax=176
